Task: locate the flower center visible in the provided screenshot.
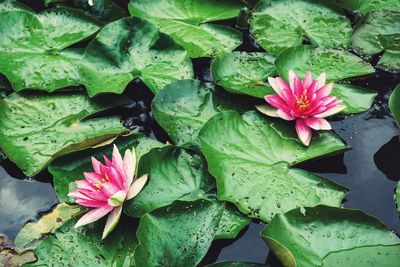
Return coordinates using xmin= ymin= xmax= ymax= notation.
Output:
xmin=295 ymin=94 xmax=310 ymax=111
xmin=95 ymin=173 xmax=110 ymax=190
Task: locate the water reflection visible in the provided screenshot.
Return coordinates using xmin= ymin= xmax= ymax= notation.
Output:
xmin=374 ymin=135 xmax=400 ymax=181
xmin=0 ymin=166 xmax=58 ymax=240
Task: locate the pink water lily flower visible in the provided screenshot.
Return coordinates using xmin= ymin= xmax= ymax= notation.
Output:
xmin=256 ymin=70 xmax=346 ymax=146
xmin=68 ymin=145 xmax=148 ymax=239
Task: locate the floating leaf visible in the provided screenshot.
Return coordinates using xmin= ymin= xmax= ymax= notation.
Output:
xmin=199 ymin=111 xmax=348 ymax=222
xmin=262 ymin=206 xmax=400 ymax=267
xmin=249 ymin=0 xmax=352 ymax=55
xmin=49 ymin=134 xmax=164 ymax=202
xmin=396 ymin=182 xmax=400 ymax=213
xmin=0 ymin=92 xmax=129 ymax=176
xmin=389 ymin=83 xmax=400 ymax=128
xmin=211 ymin=52 xmax=276 ymax=98
xmin=81 ymin=16 xmax=193 ymax=96
xmin=215 ymin=204 xmax=250 ymax=240
xmin=124 ymin=146 xmax=214 ymax=218
xmin=352 ymin=10 xmax=400 ymax=72
xmin=206 ymin=262 xmax=267 ymax=267
xmin=152 ymin=79 xmax=252 ymax=150
xmin=128 ymin=0 xmax=243 ymax=58
xmin=14 ymin=204 xmax=86 ymax=249
xmin=0 ymin=0 xmax=32 ymax=12
xmin=0 ymin=9 xmax=100 ymax=92
xmin=333 ymin=0 xmax=400 ymax=15
xmin=0 ymin=235 xmax=36 ymax=267
xmin=134 ymin=199 xmax=224 ymax=267
xmin=25 ymin=218 xmax=138 ymax=267
xmin=275 ymin=46 xmax=376 ymax=114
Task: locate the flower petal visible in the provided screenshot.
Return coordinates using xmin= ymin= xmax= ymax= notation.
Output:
xmin=268 ymin=77 xmax=281 ymax=94
xmin=315 ymin=105 xmax=347 ymax=118
xmin=74 ymin=206 xmax=113 ymax=228
xmin=303 ymin=71 xmax=312 ymax=89
xmin=277 ymin=109 xmax=295 ymax=121
xmin=295 ymin=119 xmax=312 ymax=146
xmin=112 ymin=145 xmax=124 ymax=171
xmin=288 ymin=69 xmax=296 ymax=91
xmin=255 ymin=105 xmax=279 ymax=117
xmin=108 ymin=190 xmax=126 ymax=207
xmin=126 ymin=174 xmax=148 ymax=200
xmin=317 ymin=83 xmax=333 ymax=97
xmin=264 ymin=95 xmax=289 ymax=110
xmin=102 ymin=206 xmax=122 ymax=240
xmin=123 ymin=148 xmax=136 ymax=189
xmin=91 ymin=157 xmax=102 ymax=174
xmin=304 ymin=118 xmax=332 ymax=130
xmin=316 ymin=72 xmax=326 ymax=88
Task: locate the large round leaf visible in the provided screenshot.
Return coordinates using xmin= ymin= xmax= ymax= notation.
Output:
xmin=0 ymin=9 xmax=100 ymax=92
xmin=211 ymin=52 xmax=276 ymax=98
xmin=152 ymin=79 xmax=253 ymax=150
xmin=199 ymin=111 xmax=348 ymax=222
xmin=262 ymin=206 xmax=400 ymax=267
xmin=352 ymin=10 xmax=400 ymax=72
xmin=389 ymin=83 xmax=400 ymax=128
xmin=249 ymin=0 xmax=352 ymax=55
xmin=49 ymin=134 xmax=164 ymax=202
xmin=134 ymin=199 xmax=224 ymax=267
xmin=80 ymin=17 xmax=193 ymax=96
xmin=0 ymin=92 xmax=129 ymax=176
xmin=333 ymin=0 xmax=400 ymax=15
xmin=275 ymin=46 xmax=377 ymax=114
xmin=128 ymin=0 xmax=243 ymax=58
xmin=25 ymin=217 xmax=138 ymax=267
xmin=0 ymin=0 xmax=32 ymax=12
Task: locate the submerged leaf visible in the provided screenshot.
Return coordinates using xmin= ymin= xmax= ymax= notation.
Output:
xmin=262 ymin=206 xmax=400 ymax=267
xmin=128 ymin=0 xmax=243 ymax=58
xmin=0 ymin=92 xmax=129 ymax=176
xmin=199 ymin=111 xmax=348 ymax=222
xmin=0 ymin=235 xmax=36 ymax=267
xmin=249 ymin=0 xmax=352 ymax=55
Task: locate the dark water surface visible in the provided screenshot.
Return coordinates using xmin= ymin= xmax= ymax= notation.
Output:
xmin=1 ymin=1 xmax=400 ymax=265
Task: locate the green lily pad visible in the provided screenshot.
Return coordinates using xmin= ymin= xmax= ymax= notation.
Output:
xmin=215 ymin=204 xmax=251 ymax=240
xmin=275 ymin=45 xmax=377 ymax=114
xmin=262 ymin=205 xmax=400 ymax=267
xmin=0 ymin=0 xmax=32 ymax=12
xmin=124 ymin=146 xmax=215 ymax=218
xmin=211 ymin=52 xmax=276 ymax=98
xmin=128 ymin=0 xmax=243 ymax=58
xmin=389 ymin=83 xmax=400 ymax=128
xmin=152 ymin=79 xmax=252 ymax=150
xmin=199 ymin=111 xmax=348 ymax=222
xmin=49 ymin=134 xmax=164 ymax=203
xmin=80 ymin=16 xmax=193 ymax=96
xmin=249 ymin=0 xmax=352 ymax=55
xmin=352 ymin=10 xmax=400 ymax=72
xmin=15 ymin=204 xmax=86 ymax=249
xmin=134 ymin=199 xmax=224 ymax=267
xmin=25 ymin=217 xmax=138 ymax=267
xmin=0 ymin=9 xmax=100 ymax=92
xmin=206 ymin=262 xmax=267 ymax=267
xmin=396 ymin=182 xmax=400 ymax=213
xmin=333 ymin=0 xmax=400 ymax=15
xmin=0 ymin=92 xmax=129 ymax=176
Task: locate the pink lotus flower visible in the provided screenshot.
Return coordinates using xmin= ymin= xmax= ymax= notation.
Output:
xmin=68 ymin=145 xmax=148 ymax=239
xmin=256 ymin=70 xmax=346 ymax=146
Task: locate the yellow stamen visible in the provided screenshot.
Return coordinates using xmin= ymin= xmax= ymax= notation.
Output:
xmin=295 ymin=95 xmax=310 ymax=110
xmin=95 ymin=183 xmax=102 ymax=190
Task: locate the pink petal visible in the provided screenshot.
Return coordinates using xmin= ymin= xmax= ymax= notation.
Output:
xmin=303 ymin=71 xmax=312 ymax=89
xmin=315 ymin=105 xmax=347 ymax=118
xmin=304 ymin=118 xmax=332 ymax=130
xmin=84 ymin=172 xmax=102 ymax=185
xmin=288 ymin=70 xmax=296 ymax=92
xmin=316 ymin=73 xmax=326 ymax=88
xmin=277 ymin=109 xmax=295 ymax=121
xmin=267 ymin=77 xmax=282 ymax=94
xmin=293 ymin=75 xmax=303 ymax=96
xmin=75 ymin=180 xmax=92 ymax=189
xmin=295 ymin=119 xmax=312 ymax=146
xmin=74 ymin=206 xmax=113 ymax=228
xmin=102 ymin=206 xmax=122 ymax=240
xmin=108 ymin=166 xmax=125 ymax=189
xmin=264 ymin=95 xmax=289 ymax=111
xmin=91 ymin=157 xmax=102 ymax=174
xmin=317 ymin=83 xmax=333 ymax=97
xmin=255 ymin=105 xmax=279 ymax=117
xmin=103 ymin=156 xmax=113 ymax=167
xmin=112 ymin=145 xmax=124 ymax=171
xmin=126 ymin=174 xmax=148 ymax=200
xmin=76 ymin=199 xmax=107 ymax=208
xmin=107 ymin=190 xmax=127 ymax=207
xmin=123 ymin=148 xmax=136 ymax=189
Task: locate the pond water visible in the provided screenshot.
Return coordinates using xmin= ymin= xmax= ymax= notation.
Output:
xmin=1 ymin=0 xmax=400 ymax=265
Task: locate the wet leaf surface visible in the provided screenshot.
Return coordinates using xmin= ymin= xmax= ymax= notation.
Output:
xmin=128 ymin=0 xmax=243 ymax=58
xmin=0 ymin=234 xmax=36 ymax=267
xmin=215 ymin=204 xmax=251 ymax=240
xmin=249 ymin=0 xmax=352 ymax=55
xmin=0 ymin=92 xmax=129 ymax=176
xmin=389 ymin=83 xmax=400 ymax=127
xmin=199 ymin=111 xmax=348 ymax=222
xmin=262 ymin=205 xmax=400 ymax=267
xmin=333 ymin=0 xmax=400 ymax=15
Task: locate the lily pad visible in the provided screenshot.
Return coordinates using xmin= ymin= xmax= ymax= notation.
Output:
xmin=152 ymin=79 xmax=252 ymax=150
xmin=80 ymin=16 xmax=193 ymax=96
xmin=0 ymin=235 xmax=36 ymax=267
xmin=0 ymin=92 xmax=129 ymax=176
xmin=0 ymin=0 xmax=32 ymax=12
xmin=0 ymin=9 xmax=100 ymax=92
xmin=128 ymin=0 xmax=243 ymax=58
xmin=396 ymin=182 xmax=400 ymax=213
xmin=211 ymin=52 xmax=276 ymax=98
xmin=215 ymin=204 xmax=251 ymax=240
xmin=352 ymin=9 xmax=400 ymax=72
xmin=249 ymin=0 xmax=352 ymax=55
xmin=25 ymin=217 xmax=138 ymax=267
xmin=199 ymin=111 xmax=348 ymax=222
xmin=49 ymin=134 xmax=164 ymax=202
xmin=389 ymin=83 xmax=400 ymax=127
xmin=333 ymin=0 xmax=400 ymax=15
xmin=275 ymin=46 xmax=377 ymax=114
xmin=14 ymin=204 xmax=86 ymax=249
xmin=134 ymin=199 xmax=224 ymax=267
xmin=262 ymin=205 xmax=400 ymax=267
